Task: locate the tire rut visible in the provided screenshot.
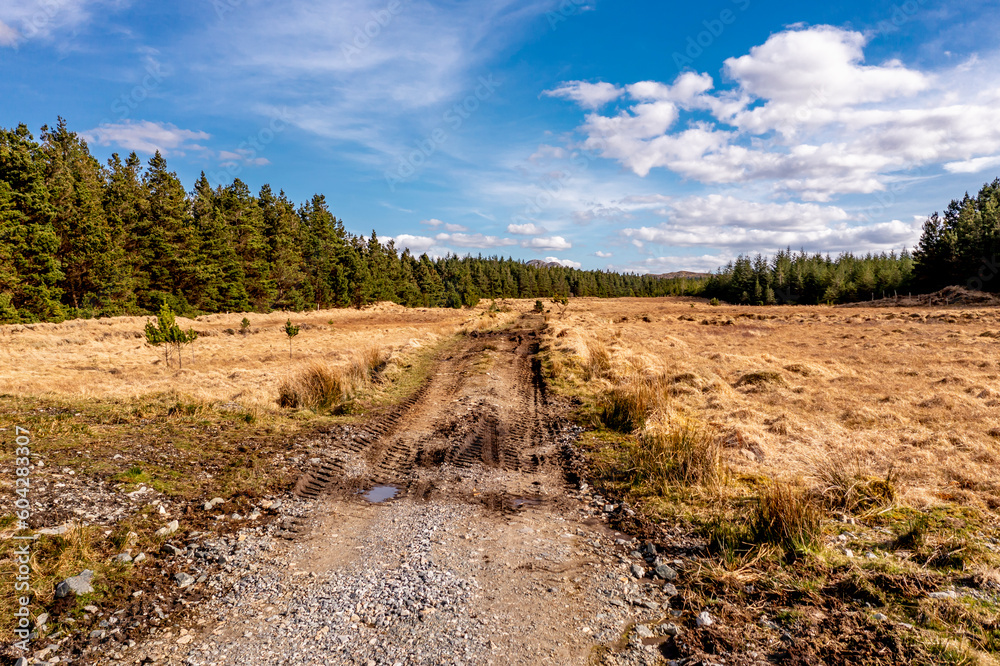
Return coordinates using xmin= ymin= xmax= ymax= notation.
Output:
xmin=291 ymin=317 xmax=574 ymax=517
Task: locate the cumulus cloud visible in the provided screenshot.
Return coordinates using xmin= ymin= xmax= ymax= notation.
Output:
xmin=543 ymin=81 xmax=623 ymax=109
xmin=391 ymin=234 xmax=439 ymax=254
xmin=552 ymin=25 xmax=1000 ymax=201
xmin=507 ymin=222 xmax=546 ymax=235
xmin=594 ymin=250 xmax=613 ymax=258
xmin=81 ymin=120 xmax=210 ymax=155
xmin=723 ymin=26 xmax=928 ymax=108
xmin=621 ymin=194 xmax=920 ymax=253
xmin=523 ymin=236 xmax=572 ymax=251
xmin=626 ymin=72 xmax=714 ymax=106
xmin=620 ymin=253 xmax=736 ymax=274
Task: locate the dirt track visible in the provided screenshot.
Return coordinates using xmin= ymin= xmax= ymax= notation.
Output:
xmin=290 ymin=315 xmax=571 ymax=509
xmin=120 ymin=316 xmax=674 ymax=666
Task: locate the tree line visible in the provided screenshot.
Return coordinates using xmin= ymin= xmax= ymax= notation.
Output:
xmin=699 ymin=249 xmax=915 ymax=305
xmin=699 ymin=178 xmax=1000 ymax=305
xmin=0 ymin=120 xmax=684 ymax=324
xmin=5 ymin=118 xmax=998 ymax=319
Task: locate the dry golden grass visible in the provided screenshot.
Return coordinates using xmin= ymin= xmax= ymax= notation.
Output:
xmin=0 ymin=303 xmax=493 ymax=409
xmin=544 ymin=297 xmax=1000 ymax=512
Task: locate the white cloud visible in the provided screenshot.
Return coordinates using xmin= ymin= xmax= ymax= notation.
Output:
xmin=523 ymin=236 xmax=572 ymax=251
xmin=0 ymin=0 xmax=119 ymax=46
xmin=626 ymin=72 xmax=714 ymax=106
xmin=422 ymin=219 xmax=468 ymax=232
xmin=594 ymin=251 xmax=613 ymax=258
xmin=390 ymin=234 xmax=453 ymax=258
xmin=723 ymin=26 xmax=928 ymax=108
xmin=944 ymin=155 xmax=1000 ymax=174
xmin=218 ymin=149 xmax=270 ymax=168
xmin=557 ymin=25 xmax=1000 ymax=200
xmin=664 ymin=195 xmax=850 ymax=231
xmin=543 ymin=81 xmax=623 ymax=109
xmin=81 ymin=120 xmax=210 ymax=155
xmin=528 ymin=144 xmax=568 ymax=163
xmin=434 ymin=233 xmax=517 ymax=249
xmin=392 ymin=234 xmax=435 ymax=252
xmin=543 ymin=257 xmax=582 ymax=268
xmin=507 ymin=222 xmax=546 ymax=235
xmin=623 ymin=210 xmax=920 ymax=254
xmin=617 ymin=253 xmax=736 ymax=275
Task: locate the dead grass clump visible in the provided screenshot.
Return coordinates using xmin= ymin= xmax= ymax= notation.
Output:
xmin=358 ymin=345 xmax=391 ymax=380
xmin=620 ymin=421 xmax=726 ymax=491
xmin=815 ymin=455 xmax=898 ymax=515
xmin=584 ymin=340 xmax=613 ymax=381
xmin=278 ymin=346 xmax=390 ymax=412
xmin=598 ymin=375 xmax=669 ymax=432
xmin=278 ymin=363 xmax=347 ymax=411
xmin=751 ymin=481 xmax=824 ymax=555
xmin=734 ymin=371 xmax=786 ymax=388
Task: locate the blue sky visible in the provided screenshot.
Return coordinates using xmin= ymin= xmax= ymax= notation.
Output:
xmin=2 ymin=0 xmax=999 ymax=273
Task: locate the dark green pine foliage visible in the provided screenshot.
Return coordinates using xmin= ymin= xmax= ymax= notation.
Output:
xmin=260 ymin=185 xmax=308 ymax=311
xmin=299 ymin=194 xmax=350 ymax=308
xmin=914 ymin=179 xmax=1000 ymax=292
xmin=190 ymin=173 xmax=250 ymax=312
xmin=222 ymin=179 xmax=274 ymax=309
xmin=702 ymin=249 xmax=914 ymax=305
xmin=0 ymin=124 xmax=64 ymax=322
xmin=41 ymin=118 xmax=127 ymax=315
xmin=140 ymin=152 xmax=200 ymax=313
xmin=103 ymin=151 xmax=146 ymax=311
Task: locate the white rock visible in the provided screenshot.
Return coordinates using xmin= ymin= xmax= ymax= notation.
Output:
xmin=696 ymin=611 xmax=714 ymax=627
xmin=929 ymin=590 xmax=959 ymax=600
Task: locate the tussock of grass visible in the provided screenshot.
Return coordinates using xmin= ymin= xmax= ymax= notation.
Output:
xmin=598 ymin=375 xmax=670 ymax=432
xmin=734 ymin=371 xmax=786 ymax=388
xmin=600 ymin=420 xmax=725 ymax=494
xmin=584 ymin=340 xmax=613 ymax=381
xmin=895 ymin=514 xmax=930 ymax=550
xmin=815 ymin=454 xmax=898 ymax=515
xmin=750 ymin=481 xmax=823 ymax=555
xmin=277 ymin=345 xmax=390 ymax=412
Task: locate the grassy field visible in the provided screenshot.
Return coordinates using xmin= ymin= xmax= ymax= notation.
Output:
xmin=3 ymin=296 xmax=1000 ymax=662
xmin=541 ymin=297 xmax=1000 ymax=664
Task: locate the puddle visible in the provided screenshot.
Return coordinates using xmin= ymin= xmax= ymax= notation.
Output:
xmin=510 ymin=497 xmax=542 ymax=509
xmin=362 ymin=486 xmax=399 ymax=503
